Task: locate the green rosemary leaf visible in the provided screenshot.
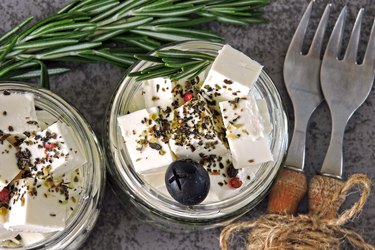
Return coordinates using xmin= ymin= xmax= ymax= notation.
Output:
xmin=16 ymin=61 xmax=39 ymax=69
xmin=135 ymin=67 xmax=180 ymax=81
xmin=140 ymin=64 xmax=166 ymax=74
xmin=170 ymin=60 xmax=210 ymax=81
xmin=183 ymin=0 xmax=211 ymax=5
xmin=25 ymin=19 xmax=77 ymax=40
xmin=0 ymin=36 xmax=18 ymax=62
xmin=33 ymin=60 xmax=49 ymax=88
xmin=77 ymin=54 xmax=127 ymax=67
xmin=156 ymin=49 xmax=215 ymax=60
xmin=134 ymin=54 xmax=164 ymax=63
xmin=13 ymin=38 xmax=79 ymax=50
xmin=0 ymin=59 xmax=32 ymax=78
xmin=138 ymin=4 xmax=193 ymax=13
xmin=67 ymin=0 xmax=98 ymax=13
xmin=158 ymin=17 xmax=217 ymax=27
xmin=139 ymin=26 xmax=222 ymax=41
xmin=18 ymin=12 xmax=89 ymax=42
xmin=127 ymin=71 xmax=144 ymax=77
xmin=150 ymin=18 xmax=190 ymax=25
xmin=10 ymin=67 xmax=70 ymax=80
xmin=130 ymin=30 xmax=187 ymax=42
xmin=161 ymin=57 xmax=198 ymax=64
xmin=131 ymin=29 xmax=222 ymax=42
xmin=0 ymin=16 xmax=33 ymax=44
xmin=210 ymin=0 xmax=270 ymax=8
xmin=87 ymin=2 xmax=120 ymax=15
xmin=208 ymin=6 xmax=253 ymax=13
xmin=98 ymin=17 xmax=153 ymax=30
xmin=114 ymin=36 xmax=158 ymax=51
xmin=92 ymin=29 xmax=126 ymax=42
xmin=39 ymin=30 xmax=95 ymax=40
xmin=33 ymin=22 xmax=96 ymax=38
xmin=134 ymin=6 xmax=203 ymax=17
xmin=75 ymin=0 xmax=118 ymax=13
xmin=90 ymin=0 xmax=134 ymax=23
xmin=33 ymin=42 xmax=101 ymax=59
xmin=57 ymin=0 xmax=81 ymax=14
xmin=90 ymin=50 xmax=135 ymax=65
xmin=165 ymin=60 xmax=201 ymax=68
xmin=138 ymin=0 xmax=175 ymax=11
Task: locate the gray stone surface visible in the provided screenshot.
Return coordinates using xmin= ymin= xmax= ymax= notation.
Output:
xmin=1 ymin=0 xmax=375 ymax=249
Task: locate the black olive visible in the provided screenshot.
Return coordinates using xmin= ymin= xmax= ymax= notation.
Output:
xmin=165 ymin=159 xmax=210 ymax=206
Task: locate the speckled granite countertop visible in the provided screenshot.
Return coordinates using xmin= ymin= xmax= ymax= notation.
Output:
xmin=1 ymin=0 xmax=374 ymax=249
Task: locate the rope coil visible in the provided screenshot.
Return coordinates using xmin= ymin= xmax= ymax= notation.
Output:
xmin=220 ymin=174 xmax=374 ymax=250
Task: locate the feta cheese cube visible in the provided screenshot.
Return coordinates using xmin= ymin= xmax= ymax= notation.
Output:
xmin=36 ymin=110 xmax=57 ymax=130
xmin=63 ymin=169 xmax=82 ymax=216
xmin=0 ymin=140 xmax=20 ymax=190
xmin=256 ymin=99 xmax=272 ymax=135
xmin=200 ymin=45 xmax=263 ymax=103
xmin=143 ymin=77 xmax=174 ymax=109
xmin=200 ymin=153 xmax=262 ymax=202
xmin=169 ymin=96 xmax=228 ymax=161
xmin=128 ymin=87 xmax=146 ymax=112
xmin=0 ymin=224 xmax=18 ymax=242
xmin=19 ymin=122 xmax=87 ymax=177
xmin=19 ymin=232 xmax=49 ymax=246
xmin=170 ymin=70 xmax=209 ymax=107
xmin=141 ymin=171 xmax=166 ymax=189
xmin=219 ymin=97 xmax=273 ymax=168
xmin=6 ymin=178 xmax=67 ymax=233
xmin=0 ymin=92 xmax=40 ymax=134
xmin=118 ymin=107 xmax=174 ymax=174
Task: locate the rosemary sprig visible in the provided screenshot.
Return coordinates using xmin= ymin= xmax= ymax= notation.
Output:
xmin=0 ymin=0 xmax=269 ymax=88
xmin=129 ymin=49 xmax=215 ymax=81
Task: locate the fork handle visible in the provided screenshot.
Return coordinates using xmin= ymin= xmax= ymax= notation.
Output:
xmin=308 ymin=175 xmax=344 ymax=218
xmin=267 ymin=167 xmax=307 ymax=214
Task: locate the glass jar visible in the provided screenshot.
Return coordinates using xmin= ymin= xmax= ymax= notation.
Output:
xmin=104 ymin=41 xmax=288 ymax=231
xmin=0 ymin=83 xmax=105 ymax=249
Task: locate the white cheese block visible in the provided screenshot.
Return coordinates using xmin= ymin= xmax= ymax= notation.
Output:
xmin=128 ymin=87 xmax=146 ymax=113
xmin=219 ymin=97 xmax=273 ymax=169
xmin=63 ymin=169 xmax=82 ymax=217
xmin=19 ymin=232 xmax=49 ymax=246
xmin=6 ymin=178 xmax=67 ymax=233
xmin=143 ymin=77 xmax=174 ymax=109
xmin=118 ymin=108 xmax=174 ymax=174
xmin=19 ymin=122 xmax=87 ymax=177
xmin=256 ymin=99 xmax=272 ymax=135
xmin=36 ymin=110 xmax=58 ymax=130
xmin=0 ymin=92 xmax=40 ymax=134
xmin=169 ymin=96 xmax=228 ymax=161
xmin=200 ymin=44 xmax=263 ymax=103
xmin=141 ymin=171 xmax=166 ymax=189
xmin=0 ymin=140 xmax=20 ymax=190
xmin=170 ymin=70 xmax=209 ymax=107
xmin=0 ymin=223 xmax=18 ymax=242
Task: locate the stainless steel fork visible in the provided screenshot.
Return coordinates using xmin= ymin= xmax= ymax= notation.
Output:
xmin=309 ymin=7 xmax=375 ymax=218
xmin=268 ymin=2 xmax=330 ymax=214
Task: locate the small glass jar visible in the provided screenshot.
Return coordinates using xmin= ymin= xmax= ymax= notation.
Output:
xmin=0 ymin=83 xmax=105 ymax=249
xmin=104 ymin=41 xmax=288 ymax=231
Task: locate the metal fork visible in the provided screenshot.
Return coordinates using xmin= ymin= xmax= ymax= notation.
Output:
xmin=268 ymin=2 xmax=330 ymax=214
xmin=309 ymin=7 xmax=375 ymax=218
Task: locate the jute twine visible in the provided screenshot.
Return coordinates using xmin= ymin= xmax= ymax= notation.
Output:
xmin=220 ymin=174 xmax=374 ymax=250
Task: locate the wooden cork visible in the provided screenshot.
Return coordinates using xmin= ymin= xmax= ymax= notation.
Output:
xmin=267 ymin=167 xmax=307 ymax=214
xmin=308 ymin=175 xmax=344 ymax=218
